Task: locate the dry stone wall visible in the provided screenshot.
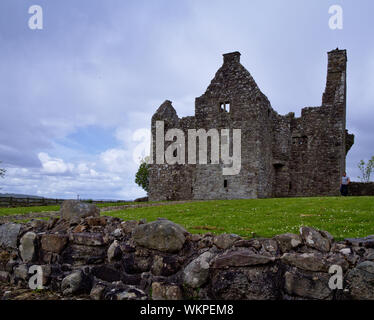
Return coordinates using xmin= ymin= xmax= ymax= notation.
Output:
xmin=1 ymin=201 xmax=374 ymax=300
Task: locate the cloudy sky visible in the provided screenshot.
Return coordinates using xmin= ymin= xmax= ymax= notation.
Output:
xmin=0 ymin=0 xmax=373 ymax=200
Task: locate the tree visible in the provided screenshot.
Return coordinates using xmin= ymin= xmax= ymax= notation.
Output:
xmin=0 ymin=161 xmax=6 ymax=190
xmin=357 ymin=156 xmax=374 ymax=182
xmin=0 ymin=161 xmax=5 ymax=179
xmin=135 ymin=158 xmax=150 ymax=192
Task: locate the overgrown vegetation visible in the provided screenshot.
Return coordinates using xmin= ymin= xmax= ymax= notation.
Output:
xmin=358 ymin=156 xmax=374 ymax=182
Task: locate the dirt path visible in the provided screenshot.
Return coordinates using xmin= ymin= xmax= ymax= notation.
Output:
xmin=0 ymin=200 xmax=207 ymax=224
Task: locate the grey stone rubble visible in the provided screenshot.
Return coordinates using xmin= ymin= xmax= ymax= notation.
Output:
xmin=0 ymin=201 xmax=374 ymax=300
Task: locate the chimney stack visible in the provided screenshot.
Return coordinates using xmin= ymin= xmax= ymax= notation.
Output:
xmin=223 ymin=51 xmax=241 ymax=64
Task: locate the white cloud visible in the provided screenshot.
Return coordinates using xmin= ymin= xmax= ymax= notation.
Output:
xmin=38 ymin=152 xmax=74 ymax=174
xmin=100 ymin=148 xmax=132 ymax=173
xmin=1 ymin=0 xmax=373 ymax=199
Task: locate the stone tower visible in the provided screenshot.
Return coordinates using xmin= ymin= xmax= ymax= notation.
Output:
xmin=148 ymin=49 xmax=354 ymax=201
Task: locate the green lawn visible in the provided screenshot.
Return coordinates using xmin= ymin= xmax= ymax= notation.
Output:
xmin=1 ymin=197 xmax=373 ymax=241
xmin=104 ymin=196 xmax=374 ymax=241
xmin=0 ymin=202 xmax=133 ymax=217
xmin=0 ymin=205 xmax=61 ymax=217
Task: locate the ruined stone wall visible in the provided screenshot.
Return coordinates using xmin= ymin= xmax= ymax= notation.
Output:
xmin=287 ymin=50 xmax=347 ymax=197
xmin=348 ymin=182 xmax=374 ymax=196
xmin=270 ymin=111 xmax=294 ymax=197
xmin=149 ymin=101 xmax=195 ymax=201
xmin=149 ymin=49 xmax=353 ymax=201
xmin=1 ymin=203 xmax=374 ymax=300
xmin=193 ymin=52 xmax=272 ymax=199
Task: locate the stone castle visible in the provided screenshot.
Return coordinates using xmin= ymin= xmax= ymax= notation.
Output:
xmin=149 ymin=49 xmax=354 ymax=201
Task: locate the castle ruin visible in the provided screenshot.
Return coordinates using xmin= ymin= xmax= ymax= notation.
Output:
xmin=149 ymin=49 xmax=354 ymax=201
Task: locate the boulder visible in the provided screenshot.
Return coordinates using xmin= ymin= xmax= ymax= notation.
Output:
xmin=63 ymin=244 xmax=106 ymax=266
xmin=91 ymin=265 xmax=122 ymax=282
xmin=0 ymin=223 xmax=21 ymax=249
xmin=107 ymin=240 xmax=122 ymax=262
xmin=69 ymin=232 xmax=105 ymax=246
xmin=151 ymin=282 xmax=183 ymax=300
xmin=14 ymin=264 xmax=28 ymax=280
xmin=346 ymin=261 xmax=374 ymax=299
xmin=183 ymin=251 xmax=214 ymax=288
xmin=300 ymin=226 xmax=333 ymax=252
xmin=261 ymin=239 xmax=279 ymax=255
xmin=274 ymin=233 xmax=302 ymax=253
xmin=112 ymin=228 xmax=122 ymax=238
xmin=345 ymin=235 xmax=374 ymax=248
xmin=116 ymin=288 xmax=147 ymax=300
xmin=281 ymin=252 xmax=328 ymax=272
xmin=211 ymin=266 xmax=280 ymax=300
xmin=0 ymin=250 xmax=10 ymax=270
xmin=60 ymin=200 xmax=100 ymax=223
xmin=213 ymin=233 xmax=241 ymax=249
xmin=19 ymin=232 xmax=37 ymax=262
xmin=86 ymin=216 xmax=107 ymax=227
xmin=132 ymin=219 xmax=188 ymax=253
xmin=121 ymin=220 xmax=140 ymax=234
xmin=0 ymin=271 xmax=9 ymax=282
xmin=151 ymin=255 xmax=181 ymax=276
xmin=61 ymin=270 xmax=92 ymax=295
xmin=90 ymin=283 xmax=106 ymax=300
xmin=211 ymin=250 xmax=275 ymax=268
xmin=284 ymin=271 xmax=332 ymax=300
xmin=41 ymin=234 xmax=68 ymax=254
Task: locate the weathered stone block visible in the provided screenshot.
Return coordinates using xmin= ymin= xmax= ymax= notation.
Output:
xmin=69 ymin=232 xmax=105 ymax=246
xmin=0 ymin=223 xmax=21 ymax=249
xmin=19 ymin=231 xmax=37 ymax=262
xmin=183 ymin=251 xmax=214 ymax=288
xmin=211 ymin=250 xmax=275 ymax=268
xmin=60 ymin=200 xmax=99 ymax=223
xmin=132 ymin=219 xmax=188 ymax=253
xmin=151 ymin=282 xmax=183 ymax=300
xmin=41 ymin=234 xmax=68 ymax=254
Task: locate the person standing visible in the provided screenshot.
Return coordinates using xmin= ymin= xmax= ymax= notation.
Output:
xmin=340 ymin=172 xmax=350 ymax=196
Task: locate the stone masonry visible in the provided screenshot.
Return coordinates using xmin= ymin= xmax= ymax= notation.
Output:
xmin=149 ymin=49 xmax=354 ymax=201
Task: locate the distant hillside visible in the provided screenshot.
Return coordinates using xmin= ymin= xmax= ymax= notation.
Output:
xmin=0 ymin=193 xmax=44 ymax=199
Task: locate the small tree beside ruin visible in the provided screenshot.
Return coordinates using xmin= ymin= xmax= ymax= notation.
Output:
xmin=0 ymin=161 xmax=6 ymax=190
xmin=357 ymin=156 xmax=374 ymax=182
xmin=135 ymin=158 xmax=150 ymax=193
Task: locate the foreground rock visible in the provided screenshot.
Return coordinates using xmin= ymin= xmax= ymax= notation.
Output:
xmin=132 ymin=219 xmax=188 ymax=253
xmin=300 ymin=226 xmax=333 ymax=252
xmin=0 ymin=212 xmax=374 ymax=300
xmin=60 ymin=200 xmax=100 ymax=223
xmin=0 ymin=223 xmax=21 ymax=249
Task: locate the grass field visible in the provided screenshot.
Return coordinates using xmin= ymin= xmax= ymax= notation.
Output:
xmin=0 ymin=202 xmax=132 ymax=217
xmin=1 ymin=197 xmax=373 ymax=241
xmin=104 ymin=196 xmax=374 ymax=241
